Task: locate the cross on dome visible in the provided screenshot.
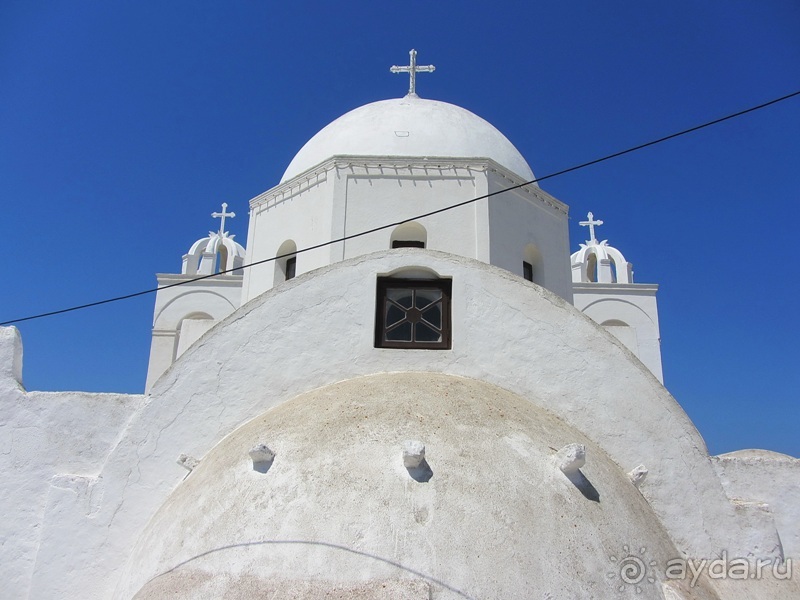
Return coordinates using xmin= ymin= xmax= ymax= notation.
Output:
xmin=211 ymin=202 xmax=235 ymax=235
xmin=579 ymin=212 xmax=604 ymax=243
xmin=390 ymin=49 xmax=435 ymax=97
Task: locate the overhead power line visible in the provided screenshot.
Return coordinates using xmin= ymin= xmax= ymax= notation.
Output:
xmin=2 ymin=89 xmax=799 ymax=327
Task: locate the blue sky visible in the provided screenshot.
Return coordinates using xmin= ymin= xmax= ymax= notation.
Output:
xmin=1 ymin=1 xmax=798 ymax=457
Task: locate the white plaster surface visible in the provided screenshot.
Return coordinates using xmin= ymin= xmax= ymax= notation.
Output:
xmin=174 ymin=317 xmax=215 ymax=358
xmin=182 ymin=231 xmax=245 ymax=276
xmin=243 ymin=159 xmax=571 ymax=304
xmin=571 ymin=230 xmax=663 ymax=382
xmin=3 ymin=251 xmax=796 ymax=599
xmin=145 ymin=274 xmax=242 ymax=391
xmin=712 ymin=449 xmax=800 ymax=558
xmin=280 ymin=95 xmax=535 ymax=183
xmin=0 ymin=325 xmax=23 ymax=386
xmin=0 ymin=367 xmax=143 ymax=598
xmin=123 ymin=373 xmax=719 ymax=600
xmin=572 ymin=283 xmax=663 ymax=382
xmin=571 ymin=238 xmax=633 ymax=284
xmin=555 ymin=442 xmax=586 ymax=474
xmin=402 ymin=440 xmax=426 ymax=468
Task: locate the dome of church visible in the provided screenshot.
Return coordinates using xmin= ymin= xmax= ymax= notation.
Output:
xmin=281 ymin=95 xmax=535 ymax=183
xmin=122 ymin=373 xmax=710 ymax=600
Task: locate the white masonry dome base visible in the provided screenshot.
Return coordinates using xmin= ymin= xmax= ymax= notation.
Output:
xmin=123 ymin=373 xmax=714 ymax=600
xmin=280 ymin=95 xmax=535 ymax=183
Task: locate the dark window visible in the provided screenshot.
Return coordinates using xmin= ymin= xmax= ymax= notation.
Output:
xmin=285 ymin=257 xmax=297 ymax=280
xmin=375 ymin=278 xmax=451 ymax=349
xmin=523 ymin=261 xmax=533 ymax=282
xmin=392 ymin=240 xmax=425 ymax=249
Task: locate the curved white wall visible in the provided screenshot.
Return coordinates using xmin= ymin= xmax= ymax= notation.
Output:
xmin=3 ymin=251 xmax=786 ymax=599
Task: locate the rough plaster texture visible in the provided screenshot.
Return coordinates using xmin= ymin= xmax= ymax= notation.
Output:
xmin=487 ymin=174 xmax=573 ymax=301
xmin=280 ymin=95 xmax=535 ymax=183
xmin=134 ymin=574 xmax=432 ymax=599
xmin=145 ymin=274 xmax=243 ymax=391
xmin=712 ymin=449 xmax=800 ymax=558
xmin=703 ymin=570 xmax=800 ymax=600
xmin=0 ymin=325 xmax=23 ymax=386
xmin=0 ymin=330 xmax=144 ymax=599
xmin=123 ymin=373 xmax=719 ymax=600
xmin=2 ymin=251 xmax=795 ymax=598
xmin=572 ymin=283 xmax=663 ymax=382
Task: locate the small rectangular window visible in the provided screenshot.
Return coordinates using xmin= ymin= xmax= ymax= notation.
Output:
xmin=285 ymin=257 xmax=297 ymax=280
xmin=523 ymin=261 xmax=533 ymax=282
xmin=375 ymin=277 xmax=451 ymax=349
xmin=392 ymin=240 xmax=425 ymax=249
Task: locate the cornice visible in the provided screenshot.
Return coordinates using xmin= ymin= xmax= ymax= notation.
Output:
xmin=249 ymin=155 xmax=568 ymax=216
xmin=572 ymin=282 xmax=659 ymax=294
xmin=155 ymin=274 xmax=244 ymax=287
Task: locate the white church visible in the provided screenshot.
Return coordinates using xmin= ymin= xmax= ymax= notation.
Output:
xmin=2 ymin=51 xmax=797 ymax=599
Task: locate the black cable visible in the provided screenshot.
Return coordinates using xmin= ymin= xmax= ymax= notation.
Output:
xmin=2 ymin=89 xmax=799 ymax=326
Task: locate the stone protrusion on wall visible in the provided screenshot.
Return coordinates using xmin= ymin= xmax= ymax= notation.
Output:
xmin=402 ymin=440 xmax=426 ymax=469
xmin=0 ymin=326 xmax=24 ymax=388
xmin=628 ymin=464 xmax=648 ymax=487
xmin=176 ymin=454 xmax=200 ymax=472
xmin=555 ymin=443 xmax=586 ymax=474
xmin=249 ymin=444 xmax=276 ymax=470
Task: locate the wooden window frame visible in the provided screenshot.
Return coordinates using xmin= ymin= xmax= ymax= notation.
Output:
xmin=375 ymin=277 xmax=452 ymax=350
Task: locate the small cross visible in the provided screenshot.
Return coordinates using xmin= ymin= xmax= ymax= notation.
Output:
xmin=390 ymin=49 xmax=435 ymax=97
xmin=211 ymin=202 xmax=235 ymax=235
xmin=579 ymin=212 xmax=603 ymax=243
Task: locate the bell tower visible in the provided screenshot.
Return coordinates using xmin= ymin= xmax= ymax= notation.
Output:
xmin=571 ymin=212 xmax=663 ymax=382
xmin=145 ymin=204 xmax=246 ymax=391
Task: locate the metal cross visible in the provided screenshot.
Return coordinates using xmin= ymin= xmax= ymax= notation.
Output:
xmin=579 ymin=212 xmax=604 ymax=242
xmin=390 ymin=49 xmax=435 ymax=96
xmin=211 ymin=202 xmax=235 ymax=235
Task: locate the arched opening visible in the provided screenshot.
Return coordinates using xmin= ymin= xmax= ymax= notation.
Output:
xmin=274 ymin=240 xmax=298 ymax=283
xmin=601 ymin=319 xmax=628 ymax=327
xmin=174 ymin=312 xmax=215 ymax=360
xmin=608 ymin=258 xmax=618 ymax=283
xmin=390 ymin=222 xmax=427 ymax=249
xmin=600 ymin=319 xmax=637 ymax=353
xmin=217 ymin=243 xmax=229 ymax=274
xmin=523 ymin=243 xmax=544 ymax=285
xmin=586 ymin=253 xmax=598 ymax=283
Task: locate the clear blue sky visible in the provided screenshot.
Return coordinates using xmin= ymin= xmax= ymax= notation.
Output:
xmin=2 ymin=2 xmax=798 ymax=457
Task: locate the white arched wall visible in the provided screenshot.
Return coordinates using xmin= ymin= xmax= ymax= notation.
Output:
xmin=579 ymin=297 xmax=662 ymax=382
xmin=31 ymin=251 xmax=774 ymax=599
xmin=145 ymin=283 xmax=242 ymax=392
xmin=273 ymin=239 xmax=298 ymax=285
xmin=154 ymin=291 xmax=238 ymax=332
xmin=390 ymin=221 xmax=427 ymax=248
xmin=523 ymin=242 xmax=544 ymax=286
xmin=174 ymin=312 xmax=214 ymax=359
xmin=126 ymin=373 xmax=695 ymax=600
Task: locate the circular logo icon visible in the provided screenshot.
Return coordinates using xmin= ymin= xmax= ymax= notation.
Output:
xmin=608 ymin=545 xmax=657 ymax=592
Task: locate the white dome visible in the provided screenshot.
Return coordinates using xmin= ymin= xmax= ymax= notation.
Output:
xmin=281 ymin=95 xmax=535 ymax=183
xmin=126 ymin=373 xmax=696 ymax=600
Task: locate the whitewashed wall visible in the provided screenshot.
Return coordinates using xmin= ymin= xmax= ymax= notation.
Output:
xmin=712 ymin=450 xmax=800 ymax=558
xmin=1 ymin=252 xmax=791 ymax=599
xmin=243 ymin=158 xmax=571 ymax=304
xmin=572 ymin=283 xmax=663 ymax=382
xmin=145 ymin=274 xmax=243 ymax=391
